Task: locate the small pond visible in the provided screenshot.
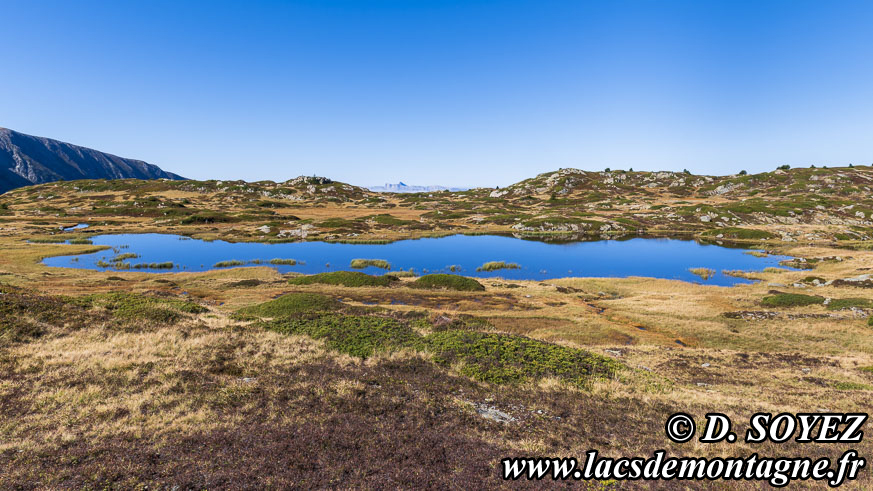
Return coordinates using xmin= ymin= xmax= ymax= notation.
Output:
xmin=62 ymin=223 xmax=90 ymax=231
xmin=41 ymin=233 xmax=796 ymax=286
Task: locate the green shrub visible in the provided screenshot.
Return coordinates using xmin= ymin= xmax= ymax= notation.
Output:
xmin=833 ymin=381 xmax=873 ymax=391
xmin=477 ymin=261 xmax=521 ymax=272
xmin=288 ymin=271 xmax=397 ymax=288
xmin=827 ymin=298 xmax=873 ymax=311
xmin=761 ymin=293 xmax=824 ymax=308
xmin=409 ymin=274 xmax=485 ymax=292
xmin=237 ymin=293 xmax=341 ymax=317
xmin=68 ymin=238 xmax=93 ymax=245
xmin=265 ymin=312 xmax=421 ymax=358
xmin=350 ymin=258 xmax=391 ymax=269
xmin=425 ymin=330 xmax=620 ymax=387
xmin=82 ymin=292 xmax=206 ymax=325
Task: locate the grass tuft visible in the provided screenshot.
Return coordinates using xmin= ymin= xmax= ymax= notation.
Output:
xmin=476 ymin=261 xmax=520 ymax=272
xmin=214 ymin=260 xmax=246 ymax=268
xmin=350 ymin=258 xmax=391 ymax=269
xmin=268 ymin=258 xmax=297 ymax=265
xmin=689 ymin=267 xmax=716 ymax=280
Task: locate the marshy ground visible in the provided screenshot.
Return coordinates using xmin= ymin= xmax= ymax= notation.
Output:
xmin=1 ymin=169 xmax=873 ymax=488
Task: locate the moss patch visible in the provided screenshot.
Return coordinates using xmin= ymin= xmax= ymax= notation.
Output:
xmin=476 ymin=261 xmax=520 ymax=272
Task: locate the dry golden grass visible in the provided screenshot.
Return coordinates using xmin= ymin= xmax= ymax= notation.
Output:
xmin=4 ymin=191 xmax=873 ymax=487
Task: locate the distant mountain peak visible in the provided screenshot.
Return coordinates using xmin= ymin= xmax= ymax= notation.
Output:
xmin=0 ymin=128 xmax=184 ymax=194
xmin=368 ymin=182 xmax=468 ymax=193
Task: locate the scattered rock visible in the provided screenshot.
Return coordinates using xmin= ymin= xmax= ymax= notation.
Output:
xmin=475 ymin=404 xmax=516 ymax=424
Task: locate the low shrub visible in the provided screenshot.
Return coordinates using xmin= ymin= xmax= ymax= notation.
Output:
xmin=761 ymin=293 xmax=824 ymax=308
xmin=237 ymin=293 xmax=341 ymax=317
xmin=833 ymin=381 xmax=873 ymax=391
xmin=409 ymin=274 xmax=485 ymax=292
xmin=425 ymin=330 xmax=620 ymax=387
xmin=81 ymin=292 xmax=206 ymax=326
xmin=827 ymin=298 xmax=873 ymax=311
xmin=265 ymin=312 xmax=421 ymax=358
xmin=288 ymin=271 xmax=397 ymax=288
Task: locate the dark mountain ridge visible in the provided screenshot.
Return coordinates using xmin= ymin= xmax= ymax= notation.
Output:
xmin=0 ymin=127 xmax=184 ymax=194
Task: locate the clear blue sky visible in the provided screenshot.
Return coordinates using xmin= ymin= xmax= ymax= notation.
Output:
xmin=2 ymin=0 xmax=872 ymax=187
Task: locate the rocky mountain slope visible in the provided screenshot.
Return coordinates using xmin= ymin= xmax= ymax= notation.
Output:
xmin=0 ymin=127 xmax=184 ymax=194
xmin=3 ymin=165 xmax=872 ymax=245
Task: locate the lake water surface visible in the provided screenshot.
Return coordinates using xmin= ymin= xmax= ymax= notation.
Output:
xmin=42 ymin=233 xmax=795 ymax=286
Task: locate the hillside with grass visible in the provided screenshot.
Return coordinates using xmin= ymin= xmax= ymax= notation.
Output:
xmin=2 ymin=165 xmax=872 ymax=246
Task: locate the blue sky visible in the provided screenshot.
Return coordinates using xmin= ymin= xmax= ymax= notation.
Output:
xmin=2 ymin=0 xmax=872 ymax=187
